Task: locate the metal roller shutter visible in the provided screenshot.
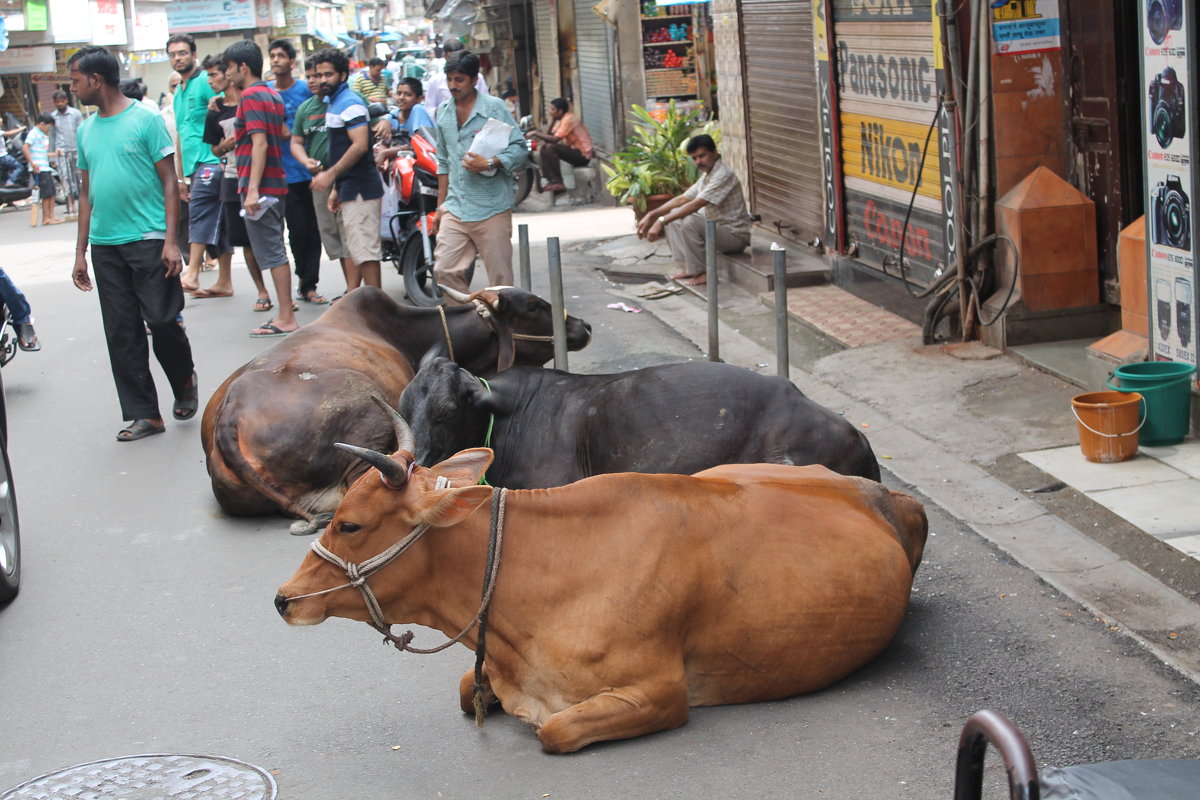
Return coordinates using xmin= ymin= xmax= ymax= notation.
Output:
xmin=574 ymin=0 xmax=617 ymax=154
xmin=534 ymin=1 xmax=561 ymax=105
xmin=741 ymin=0 xmax=823 ymax=243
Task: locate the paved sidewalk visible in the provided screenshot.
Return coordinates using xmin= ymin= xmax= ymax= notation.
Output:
xmin=587 ymin=229 xmax=1200 ymax=685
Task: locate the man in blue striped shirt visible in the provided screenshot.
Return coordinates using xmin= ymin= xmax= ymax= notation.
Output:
xmin=430 ymin=49 xmax=526 ymax=295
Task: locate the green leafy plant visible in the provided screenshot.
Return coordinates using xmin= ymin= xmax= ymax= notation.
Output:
xmin=603 ymin=101 xmax=717 ymax=215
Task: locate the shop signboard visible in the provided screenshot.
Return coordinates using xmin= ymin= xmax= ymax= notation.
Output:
xmin=90 ymin=0 xmax=126 ymax=45
xmin=0 ymin=0 xmax=25 ymax=34
xmin=827 ymin=0 xmax=958 ymax=287
xmin=130 ymin=1 xmax=170 ymax=52
xmin=1140 ymin=0 xmax=1198 ymax=367
xmin=166 ymin=0 xmax=257 ymax=33
xmin=990 ymin=0 xmax=1061 ymax=56
xmin=0 ymin=43 xmax=53 ymax=73
xmin=50 ymin=0 xmax=91 ymax=43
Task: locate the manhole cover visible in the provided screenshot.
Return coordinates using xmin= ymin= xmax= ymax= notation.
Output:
xmin=1 ymin=754 xmax=277 ymax=799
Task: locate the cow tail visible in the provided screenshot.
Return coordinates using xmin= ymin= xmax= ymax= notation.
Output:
xmin=213 ymin=414 xmax=318 ymax=527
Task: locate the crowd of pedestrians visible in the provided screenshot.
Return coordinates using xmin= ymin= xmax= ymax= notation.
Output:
xmin=7 ymin=35 xmax=534 ymax=444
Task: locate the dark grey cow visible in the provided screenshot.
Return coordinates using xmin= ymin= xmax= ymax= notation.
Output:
xmin=398 ymin=357 xmax=880 ymax=487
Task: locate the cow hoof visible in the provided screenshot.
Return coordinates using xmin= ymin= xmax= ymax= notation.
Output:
xmin=289 ymin=519 xmax=319 ymax=536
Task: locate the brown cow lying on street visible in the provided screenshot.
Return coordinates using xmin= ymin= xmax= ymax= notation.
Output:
xmin=275 ymin=407 xmax=928 ymax=753
xmin=201 ymin=286 xmax=591 ymax=533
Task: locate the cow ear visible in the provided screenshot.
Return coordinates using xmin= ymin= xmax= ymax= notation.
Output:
xmin=414 ymin=485 xmax=494 ymax=527
xmin=431 ymin=447 xmax=494 ymax=485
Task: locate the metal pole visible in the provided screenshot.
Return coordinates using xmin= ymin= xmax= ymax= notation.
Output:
xmin=705 ymin=219 xmax=720 ymax=362
xmin=546 ymin=236 xmax=569 ymax=370
xmin=518 ymin=223 xmax=531 ymax=291
xmin=773 ymin=247 xmax=789 ymax=378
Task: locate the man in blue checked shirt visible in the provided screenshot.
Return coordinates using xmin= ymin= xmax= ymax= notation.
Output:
xmin=429 ymin=49 xmax=526 ymax=295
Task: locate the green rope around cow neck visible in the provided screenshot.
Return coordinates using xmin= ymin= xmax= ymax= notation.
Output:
xmin=477 ymin=377 xmax=496 ymax=487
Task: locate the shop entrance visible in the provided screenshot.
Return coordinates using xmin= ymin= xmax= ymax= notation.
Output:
xmin=1063 ymin=0 xmax=1145 ymax=304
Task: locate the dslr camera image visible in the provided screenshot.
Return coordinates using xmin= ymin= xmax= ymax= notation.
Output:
xmin=1147 ymin=0 xmax=1183 ymax=45
xmin=1152 ymin=175 xmax=1191 ymax=251
xmin=1149 ymin=66 xmax=1186 ymax=148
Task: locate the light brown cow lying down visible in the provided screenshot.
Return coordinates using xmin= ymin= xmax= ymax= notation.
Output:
xmin=276 ymin=439 xmax=927 ymax=753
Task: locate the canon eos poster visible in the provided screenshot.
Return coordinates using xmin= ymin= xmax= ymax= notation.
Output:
xmin=1141 ymin=0 xmax=1198 ymax=366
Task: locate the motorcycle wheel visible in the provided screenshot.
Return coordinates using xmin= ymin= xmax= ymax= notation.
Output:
xmin=54 ymin=177 xmax=68 ymax=207
xmin=0 ymin=430 xmax=20 ymax=604
xmin=514 ymin=166 xmax=534 ymax=206
xmin=401 ymin=234 xmax=476 ymax=307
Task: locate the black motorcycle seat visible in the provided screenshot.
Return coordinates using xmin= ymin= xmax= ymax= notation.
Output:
xmin=1041 ymin=759 xmax=1200 ymax=799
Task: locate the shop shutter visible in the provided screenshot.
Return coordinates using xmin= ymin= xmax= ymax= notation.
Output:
xmin=534 ymin=0 xmax=561 ymax=104
xmin=829 ymin=0 xmax=945 ymax=287
xmin=574 ymin=0 xmax=617 ymax=154
xmin=740 ymin=0 xmax=823 ymax=243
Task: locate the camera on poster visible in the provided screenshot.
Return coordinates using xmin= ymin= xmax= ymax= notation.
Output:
xmin=1177 ymin=277 xmax=1193 ymax=348
xmin=1147 ymin=0 xmax=1183 ymax=46
xmin=1152 ymin=175 xmax=1191 ymax=251
xmin=1149 ymin=66 xmax=1186 ymax=149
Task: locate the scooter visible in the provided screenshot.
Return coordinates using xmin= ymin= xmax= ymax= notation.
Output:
xmin=0 ymin=300 xmax=21 ymax=604
xmin=379 ymin=125 xmax=473 ymax=307
xmin=514 ymin=115 xmax=537 ymax=206
xmin=0 ymin=136 xmax=33 ymax=209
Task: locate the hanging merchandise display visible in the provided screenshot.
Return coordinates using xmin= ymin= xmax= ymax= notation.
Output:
xmin=1140 ymin=0 xmax=1198 ymax=367
xmin=640 ymin=2 xmax=712 ymax=120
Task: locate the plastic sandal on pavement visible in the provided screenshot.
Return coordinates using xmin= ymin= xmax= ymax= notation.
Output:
xmin=249 ymin=322 xmax=294 ymax=338
xmin=14 ymin=322 xmax=40 ymax=352
xmin=116 ymin=419 xmax=165 ymax=442
xmin=173 ymin=371 xmax=199 ymax=421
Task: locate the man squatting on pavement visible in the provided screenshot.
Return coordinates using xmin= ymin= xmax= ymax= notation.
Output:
xmin=430 ymin=49 xmax=526 ymax=295
xmin=635 ymin=134 xmax=752 ymax=287
xmin=68 ymin=45 xmax=199 ymax=442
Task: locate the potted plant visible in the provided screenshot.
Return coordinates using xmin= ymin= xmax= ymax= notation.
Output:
xmin=603 ymin=101 xmax=718 ymax=217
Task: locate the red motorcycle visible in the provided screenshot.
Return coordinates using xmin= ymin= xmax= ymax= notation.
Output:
xmin=379 ymin=125 xmax=475 ymax=306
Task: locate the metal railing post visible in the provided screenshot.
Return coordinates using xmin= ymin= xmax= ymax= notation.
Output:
xmin=518 ymin=223 xmax=531 ymax=290
xmin=773 ymin=247 xmax=789 ymax=377
xmin=706 ymin=219 xmax=720 ymax=362
xmin=547 ymin=236 xmax=569 ymax=370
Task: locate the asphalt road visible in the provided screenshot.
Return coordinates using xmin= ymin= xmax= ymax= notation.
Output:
xmin=2 ymin=207 xmax=1200 ymax=799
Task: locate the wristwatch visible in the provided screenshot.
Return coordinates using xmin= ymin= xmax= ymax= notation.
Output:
xmin=489 ymin=157 xmax=499 ymax=170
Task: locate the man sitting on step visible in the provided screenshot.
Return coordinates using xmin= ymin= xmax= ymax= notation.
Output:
xmin=525 ymin=97 xmax=593 ymax=194
xmin=635 ymin=134 xmax=752 ymax=287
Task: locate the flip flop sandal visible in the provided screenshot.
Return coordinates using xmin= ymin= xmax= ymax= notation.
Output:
xmin=173 ymin=370 xmax=199 ymax=421
xmin=117 ymin=418 xmax=166 ymax=442
xmin=249 ymin=322 xmax=294 ymax=338
xmin=298 ymin=291 xmax=330 ymax=304
xmin=14 ymin=322 xmax=40 ymax=352
xmin=253 ymin=298 xmax=273 ymax=312
xmin=191 ymin=288 xmax=234 ymax=299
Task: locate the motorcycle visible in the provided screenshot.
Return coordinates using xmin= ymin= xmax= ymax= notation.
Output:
xmin=378 ymin=125 xmax=472 ymax=307
xmin=0 ymin=300 xmax=21 ymax=604
xmin=513 ymin=115 xmax=537 ymax=207
xmin=0 ymin=132 xmax=69 ymax=210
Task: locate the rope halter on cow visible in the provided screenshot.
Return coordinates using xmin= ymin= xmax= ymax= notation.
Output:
xmin=290 ymin=404 xmax=507 ymax=725
xmin=438 ymin=286 xmax=559 ymax=372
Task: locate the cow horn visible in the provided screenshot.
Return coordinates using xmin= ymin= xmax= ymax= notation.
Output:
xmin=439 ymin=285 xmax=473 ymax=303
xmin=335 ymin=443 xmax=409 ymax=487
xmin=369 ymin=395 xmax=416 ymax=456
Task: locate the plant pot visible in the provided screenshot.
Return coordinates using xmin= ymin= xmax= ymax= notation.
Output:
xmin=636 ymin=193 xmax=674 ymax=220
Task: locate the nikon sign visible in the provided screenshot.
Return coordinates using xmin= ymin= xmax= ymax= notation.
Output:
xmin=1140 ymin=0 xmax=1198 ymax=367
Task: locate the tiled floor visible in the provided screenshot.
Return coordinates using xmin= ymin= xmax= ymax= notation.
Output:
xmin=1020 ymin=440 xmax=1200 ymax=560
xmin=779 ymin=285 xmax=921 ymax=348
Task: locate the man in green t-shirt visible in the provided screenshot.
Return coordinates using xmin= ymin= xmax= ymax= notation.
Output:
xmin=69 ymin=45 xmax=198 ymax=443
xmin=169 ymin=32 xmax=227 ymax=294
xmin=290 ymin=60 xmax=349 ymax=285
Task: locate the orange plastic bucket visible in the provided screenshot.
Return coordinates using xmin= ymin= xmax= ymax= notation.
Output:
xmin=1070 ymin=391 xmax=1145 ymax=463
